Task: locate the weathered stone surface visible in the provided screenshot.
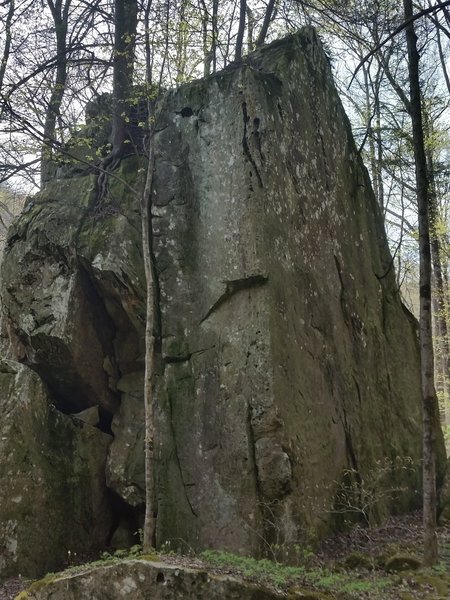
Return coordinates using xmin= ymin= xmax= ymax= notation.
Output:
xmin=1 ymin=176 xmax=120 ymax=416
xmin=0 ymin=360 xmax=112 ymax=580
xmin=17 ymin=559 xmax=285 ymax=599
xmin=0 ymin=27 xmax=445 ymax=576
xmin=1 ymin=160 xmax=147 ymax=511
xmin=106 ymin=371 xmax=146 ymax=506
xmin=150 ymin=28 xmax=444 ymax=551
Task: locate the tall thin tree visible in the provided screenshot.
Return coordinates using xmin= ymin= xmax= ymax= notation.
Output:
xmin=403 ymin=0 xmax=439 ymax=566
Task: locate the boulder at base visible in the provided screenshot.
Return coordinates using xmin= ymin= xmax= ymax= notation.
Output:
xmin=16 ymin=559 xmax=285 ymax=600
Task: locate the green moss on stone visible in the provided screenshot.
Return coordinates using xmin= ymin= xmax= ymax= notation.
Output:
xmin=25 ymin=572 xmax=64 ymax=594
xmin=14 ymin=592 xmax=31 ymax=600
xmin=385 ymin=554 xmax=421 ymax=573
xmin=139 ymin=553 xmax=159 ymax=562
xmin=342 ymin=551 xmax=374 ymax=570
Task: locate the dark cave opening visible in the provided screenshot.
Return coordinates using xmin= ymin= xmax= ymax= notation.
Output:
xmin=106 ymin=489 xmax=144 ymax=549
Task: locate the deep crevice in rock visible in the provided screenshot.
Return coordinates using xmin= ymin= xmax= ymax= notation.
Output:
xmin=106 ymin=488 xmax=143 ymax=548
xmin=242 ymin=102 xmax=263 ymax=188
xmin=167 ymin=387 xmax=198 ymax=518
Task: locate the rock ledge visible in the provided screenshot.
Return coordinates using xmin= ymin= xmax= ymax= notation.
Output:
xmin=17 ymin=559 xmax=285 ymax=599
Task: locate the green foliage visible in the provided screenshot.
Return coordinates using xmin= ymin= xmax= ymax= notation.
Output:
xmin=18 ymin=542 xmax=450 ymax=600
xmin=431 ymin=561 xmax=448 ymax=574
xmin=99 ymin=543 xmax=143 ymax=563
xmin=200 ymin=550 xmax=393 ymax=598
xmin=343 ymin=551 xmax=374 ymax=570
xmin=200 ymin=549 xmax=306 ymax=585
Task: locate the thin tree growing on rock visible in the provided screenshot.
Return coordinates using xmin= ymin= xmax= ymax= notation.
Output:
xmin=141 ymin=119 xmax=158 ymax=552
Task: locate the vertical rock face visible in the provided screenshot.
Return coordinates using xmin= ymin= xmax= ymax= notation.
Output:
xmin=149 ymin=28 xmax=439 ymax=553
xmin=0 ymin=360 xmax=112 ymax=579
xmin=0 ymin=166 xmax=147 ymax=577
xmin=0 ymin=28 xmax=444 ymax=576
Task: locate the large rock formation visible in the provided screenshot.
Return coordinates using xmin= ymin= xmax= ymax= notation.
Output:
xmin=0 ymin=28 xmax=444 ymax=577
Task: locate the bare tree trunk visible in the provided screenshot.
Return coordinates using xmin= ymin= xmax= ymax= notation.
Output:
xmin=374 ymin=70 xmax=384 ymax=211
xmin=255 ymin=0 xmax=276 ymax=47
xmin=234 ymin=0 xmax=246 ymax=61
xmin=200 ymin=0 xmax=212 ymax=77
xmin=212 ymin=0 xmax=218 ymax=72
xmin=97 ymin=0 xmax=137 ymax=200
xmin=141 ymin=134 xmax=157 ymax=551
xmin=175 ymin=0 xmax=189 ymax=83
xmin=110 ymin=0 xmax=138 ymax=160
xmin=201 ymin=0 xmax=219 ymax=75
xmin=0 ymin=0 xmax=15 ymax=95
xmin=362 ymin=63 xmax=378 ymax=202
xmin=40 ymin=0 xmax=71 ymax=188
xmin=246 ymin=5 xmax=254 ymax=53
xmin=144 ymin=0 xmax=154 ymax=87
xmin=427 ymin=142 xmax=450 ymax=430
xmin=403 ymin=0 xmax=438 ymax=566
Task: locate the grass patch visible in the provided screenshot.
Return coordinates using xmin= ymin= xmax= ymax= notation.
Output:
xmin=200 ymin=550 xmax=393 ymax=598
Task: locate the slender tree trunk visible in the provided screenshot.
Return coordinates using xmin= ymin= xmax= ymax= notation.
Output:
xmin=201 ymin=0 xmax=219 ymax=75
xmin=0 ymin=0 xmax=15 ymax=95
xmin=175 ymin=0 xmax=189 ymax=83
xmin=246 ymin=5 xmax=254 ymax=53
xmin=212 ymin=0 xmax=218 ymax=72
xmin=427 ymin=143 xmax=450 ymax=429
xmin=200 ymin=0 xmax=212 ymax=77
xmin=362 ymin=63 xmax=378 ymax=203
xmin=141 ymin=121 xmax=157 ymax=553
xmin=41 ymin=0 xmax=71 ymax=188
xmin=255 ymin=0 xmax=276 ymax=47
xmin=374 ymin=72 xmax=384 ymax=211
xmin=403 ymin=0 xmax=438 ymax=566
xmin=234 ymin=0 xmax=246 ymax=61
xmin=427 ymin=0 xmax=450 ymax=97
xmin=111 ymin=0 xmax=138 ymax=159
xmin=144 ymin=0 xmax=154 ymax=88
xmin=142 ymin=10 xmax=166 ymax=552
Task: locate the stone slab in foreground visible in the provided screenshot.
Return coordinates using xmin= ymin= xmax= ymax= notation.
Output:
xmin=16 ymin=559 xmax=285 ymax=600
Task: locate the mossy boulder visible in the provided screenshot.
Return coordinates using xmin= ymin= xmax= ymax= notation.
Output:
xmin=342 ymin=552 xmax=374 ymax=570
xmin=384 ymin=554 xmax=422 ymax=573
xmin=17 ymin=559 xmax=286 ymax=599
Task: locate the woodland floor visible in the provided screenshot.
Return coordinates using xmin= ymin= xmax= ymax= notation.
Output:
xmin=1 ymin=511 xmax=449 ymax=599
